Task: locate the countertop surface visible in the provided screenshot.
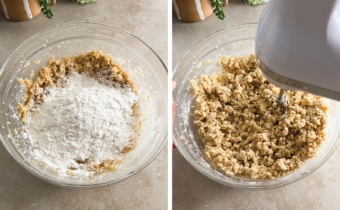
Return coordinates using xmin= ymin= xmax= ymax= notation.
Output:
xmin=173 ymin=1 xmax=340 ymax=209
xmin=0 ymin=1 xmax=167 ymax=210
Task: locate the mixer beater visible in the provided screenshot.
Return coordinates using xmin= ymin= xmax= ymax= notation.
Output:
xmin=265 ymin=89 xmax=289 ymax=119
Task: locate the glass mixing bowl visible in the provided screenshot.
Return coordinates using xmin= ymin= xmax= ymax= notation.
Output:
xmin=173 ymin=23 xmax=340 ymax=189
xmin=0 ymin=22 xmax=167 ymax=188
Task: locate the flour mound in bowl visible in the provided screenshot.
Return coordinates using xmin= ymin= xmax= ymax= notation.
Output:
xmin=191 ymin=55 xmax=328 ymax=180
xmin=17 ymin=51 xmax=141 ymax=178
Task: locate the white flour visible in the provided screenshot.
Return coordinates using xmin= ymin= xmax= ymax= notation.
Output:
xmin=26 ymin=72 xmax=139 ymax=176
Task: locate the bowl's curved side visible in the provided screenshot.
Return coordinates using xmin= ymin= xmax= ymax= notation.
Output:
xmin=0 ymin=22 xmax=168 ymax=188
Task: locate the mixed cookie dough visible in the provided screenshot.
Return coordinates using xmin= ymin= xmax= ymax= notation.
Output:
xmin=191 ymin=55 xmax=328 ymax=179
xmin=18 ymin=51 xmax=140 ymax=177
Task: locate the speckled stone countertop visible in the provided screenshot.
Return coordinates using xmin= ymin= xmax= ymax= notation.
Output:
xmin=0 ymin=1 xmax=167 ymax=209
xmin=173 ymin=1 xmax=340 ymax=209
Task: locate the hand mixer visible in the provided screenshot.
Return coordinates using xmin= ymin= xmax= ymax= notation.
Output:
xmin=256 ymin=0 xmax=340 ymax=107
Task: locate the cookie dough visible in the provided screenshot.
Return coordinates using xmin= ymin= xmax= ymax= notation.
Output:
xmin=191 ymin=55 xmax=328 ymax=179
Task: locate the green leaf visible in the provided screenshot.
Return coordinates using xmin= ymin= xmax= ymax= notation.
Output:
xmin=73 ymin=0 xmax=96 ymax=5
xmin=210 ymin=0 xmax=225 ymax=20
xmin=39 ymin=0 xmax=97 ymax=20
xmin=39 ymin=0 xmax=54 ymax=19
xmin=246 ymin=0 xmax=266 ymax=5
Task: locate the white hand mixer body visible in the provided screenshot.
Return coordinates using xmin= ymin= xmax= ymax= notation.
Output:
xmin=256 ymin=0 xmax=340 ymax=101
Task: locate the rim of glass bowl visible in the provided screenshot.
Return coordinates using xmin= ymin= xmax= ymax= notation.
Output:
xmin=0 ymin=22 xmax=168 ymax=188
xmin=172 ymin=23 xmax=340 ymax=189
